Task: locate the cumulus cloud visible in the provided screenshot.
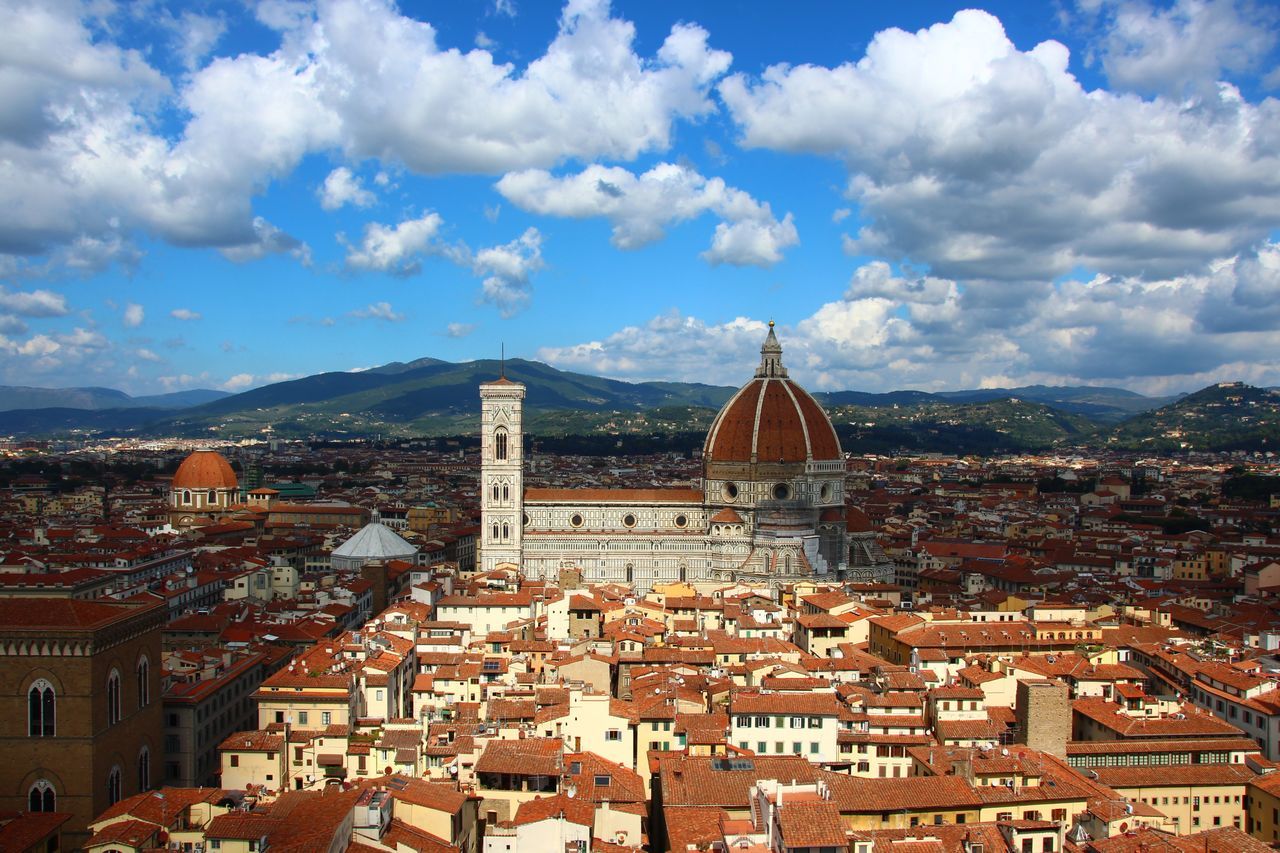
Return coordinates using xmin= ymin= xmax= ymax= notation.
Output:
xmin=720 ymin=8 xmax=1280 ymax=289
xmin=123 ymin=303 xmax=145 ymax=327
xmin=220 ymin=218 xmax=312 ymax=265
xmin=472 ymin=227 xmax=544 ymax=316
xmin=497 ymin=163 xmax=798 ymax=267
xmin=349 ymin=301 xmax=405 ymax=322
xmin=0 ymin=287 xmax=70 ymax=317
xmin=319 ymin=167 xmax=376 ymax=210
xmin=343 ymin=212 xmax=444 ymax=276
xmin=1079 ymin=0 xmax=1277 ymax=97
xmin=540 ymin=241 xmax=1280 ymax=394
xmin=0 ymin=326 xmax=114 ymax=383
xmin=161 ymin=10 xmax=228 ymax=71
xmin=220 ymin=371 xmax=299 ymax=392
xmin=170 ymin=308 xmax=202 ymax=321
xmin=0 ymin=0 xmax=729 ymax=274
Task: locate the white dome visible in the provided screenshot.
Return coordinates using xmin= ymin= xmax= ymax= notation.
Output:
xmin=331 ymin=520 xmax=416 ymax=571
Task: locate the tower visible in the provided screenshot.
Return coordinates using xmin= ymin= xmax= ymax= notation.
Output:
xmin=479 ymin=374 xmax=525 ymax=572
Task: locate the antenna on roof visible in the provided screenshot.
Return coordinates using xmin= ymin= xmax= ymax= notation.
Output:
xmin=500 ymin=343 xmax=506 ymax=379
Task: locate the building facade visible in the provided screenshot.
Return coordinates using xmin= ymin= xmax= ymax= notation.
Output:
xmin=0 ymin=597 xmax=165 ymax=849
xmin=479 ymin=326 xmax=893 ymax=591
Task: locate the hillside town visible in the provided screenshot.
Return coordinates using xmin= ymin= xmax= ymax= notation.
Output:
xmin=4 ymin=356 xmax=1280 ymax=852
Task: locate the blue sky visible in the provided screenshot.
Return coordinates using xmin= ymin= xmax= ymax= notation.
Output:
xmin=1 ymin=0 xmax=1278 ymax=397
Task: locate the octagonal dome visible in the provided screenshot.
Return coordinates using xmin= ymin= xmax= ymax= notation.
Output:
xmin=172 ymin=450 xmax=238 ymax=491
xmin=703 ymin=325 xmax=841 ymax=467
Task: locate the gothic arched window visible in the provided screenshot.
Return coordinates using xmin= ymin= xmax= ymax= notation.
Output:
xmin=107 ymin=669 xmax=122 ymax=725
xmin=28 ymin=780 xmax=54 ymax=813
xmin=138 ymin=746 xmax=150 ymax=792
xmin=494 ymin=429 xmax=508 ymax=461
xmin=137 ymin=657 xmax=150 ymax=708
xmin=28 ymin=679 xmax=55 ymax=737
xmin=107 ymin=766 xmax=121 ymax=805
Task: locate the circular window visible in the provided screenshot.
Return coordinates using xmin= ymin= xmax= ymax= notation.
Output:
xmin=569 ymin=513 xmax=584 ymax=528
xmin=724 ymin=482 xmax=738 ymax=501
xmin=773 ymin=483 xmax=790 ymax=500
xmin=522 ymin=513 xmax=530 ymax=527
xmin=622 ymin=513 xmax=637 ymax=528
xmin=820 ymin=483 xmax=832 ymax=501
xmin=674 ymin=514 xmax=688 ymax=528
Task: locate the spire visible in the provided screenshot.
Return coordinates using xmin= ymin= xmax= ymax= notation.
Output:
xmin=500 ymin=343 xmax=505 ymax=379
xmin=755 ymin=320 xmax=788 ymax=378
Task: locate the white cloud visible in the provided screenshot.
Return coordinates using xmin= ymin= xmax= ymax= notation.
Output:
xmin=540 ymin=241 xmax=1280 ymax=394
xmin=221 ymin=373 xmax=255 ymax=391
xmin=702 ymin=214 xmax=798 ymax=267
xmin=135 ymin=347 xmax=161 ymax=362
xmin=319 ymin=167 xmax=376 ymax=211
xmin=0 ymin=0 xmax=729 ymax=274
xmin=343 ymin=212 xmax=444 ymax=276
xmin=446 ymin=322 xmax=475 ymax=338
xmin=123 ymin=303 xmax=145 ymax=327
xmin=349 ymin=301 xmax=405 ymax=322
xmin=0 ymin=325 xmax=114 ymax=383
xmin=220 ymin=218 xmax=312 ymax=265
xmin=719 ymin=8 xmax=1280 ymax=287
xmin=1080 ymin=0 xmax=1277 ymax=97
xmin=162 ymin=10 xmax=228 ymax=71
xmin=472 ymin=227 xmax=544 ymax=316
xmin=497 ymin=162 xmax=798 ymax=266
xmin=220 ymin=371 xmax=299 ymax=392
xmin=171 ymin=308 xmax=202 ymax=321
xmin=0 ymin=287 xmax=69 ymax=317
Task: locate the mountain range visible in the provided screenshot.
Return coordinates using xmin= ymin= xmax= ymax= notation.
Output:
xmin=0 ymin=358 xmax=1275 ymax=453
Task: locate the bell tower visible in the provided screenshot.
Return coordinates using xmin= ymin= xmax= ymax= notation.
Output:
xmin=479 ymin=371 xmax=525 ymax=572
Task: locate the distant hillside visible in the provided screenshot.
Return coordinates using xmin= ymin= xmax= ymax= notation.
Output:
xmin=0 ymin=358 xmax=1273 ymax=453
xmin=0 ymin=385 xmax=229 ymax=413
xmin=1106 ymin=382 xmax=1280 ymax=451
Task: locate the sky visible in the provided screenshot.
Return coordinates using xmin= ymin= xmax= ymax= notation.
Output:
xmin=1 ymin=0 xmax=1279 ymax=398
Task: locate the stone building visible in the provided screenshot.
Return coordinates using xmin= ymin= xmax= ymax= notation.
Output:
xmin=0 ymin=597 xmax=164 ymax=849
xmin=479 ymin=325 xmax=893 ymax=591
xmin=168 ymin=449 xmax=241 ymax=530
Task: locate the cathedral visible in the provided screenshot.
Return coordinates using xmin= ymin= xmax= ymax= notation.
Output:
xmin=478 ymin=325 xmax=893 ymax=591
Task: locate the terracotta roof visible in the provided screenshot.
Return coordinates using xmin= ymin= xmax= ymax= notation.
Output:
xmin=777 ymin=800 xmax=849 ymax=847
xmin=475 ymin=738 xmax=562 ymax=776
xmin=513 ymin=793 xmax=594 ymax=827
xmin=172 ymin=449 xmax=238 ymax=490
xmin=703 ymin=356 xmax=841 ymax=466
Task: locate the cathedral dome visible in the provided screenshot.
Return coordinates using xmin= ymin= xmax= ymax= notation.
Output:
xmin=172 ymin=450 xmax=238 ymax=491
xmin=703 ymin=324 xmax=841 ymax=467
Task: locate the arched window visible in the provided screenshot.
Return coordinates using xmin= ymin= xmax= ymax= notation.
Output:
xmin=137 ymin=657 xmax=150 ymax=708
xmin=494 ymin=429 xmax=508 ymax=461
xmin=138 ymin=746 xmax=150 ymax=792
xmin=492 ymin=484 xmax=500 ymax=500
xmin=492 ymin=523 xmax=499 ymax=540
xmin=502 ymin=485 xmax=509 ymax=501
xmin=107 ymin=669 xmax=121 ymax=726
xmin=28 ymin=780 xmax=54 ymax=813
xmin=625 ymin=563 xmax=634 ymax=584
xmin=28 ymin=679 xmax=55 ymax=737
xmin=182 ymin=490 xmax=191 ymax=505
xmin=501 ymin=523 xmax=509 ymax=540
xmin=207 ymin=489 xmax=217 ymax=503
xmin=107 ymin=766 xmax=121 ymax=805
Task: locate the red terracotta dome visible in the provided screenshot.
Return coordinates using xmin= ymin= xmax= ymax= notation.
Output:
xmin=172 ymin=450 xmax=238 ymax=491
xmin=704 ymin=325 xmax=841 ymax=465
xmin=846 ymin=505 xmax=873 ymax=533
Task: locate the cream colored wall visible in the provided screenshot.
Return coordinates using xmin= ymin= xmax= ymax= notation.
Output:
xmin=1112 ymin=782 xmax=1246 ymax=835
xmin=220 ymin=750 xmax=281 ymax=791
